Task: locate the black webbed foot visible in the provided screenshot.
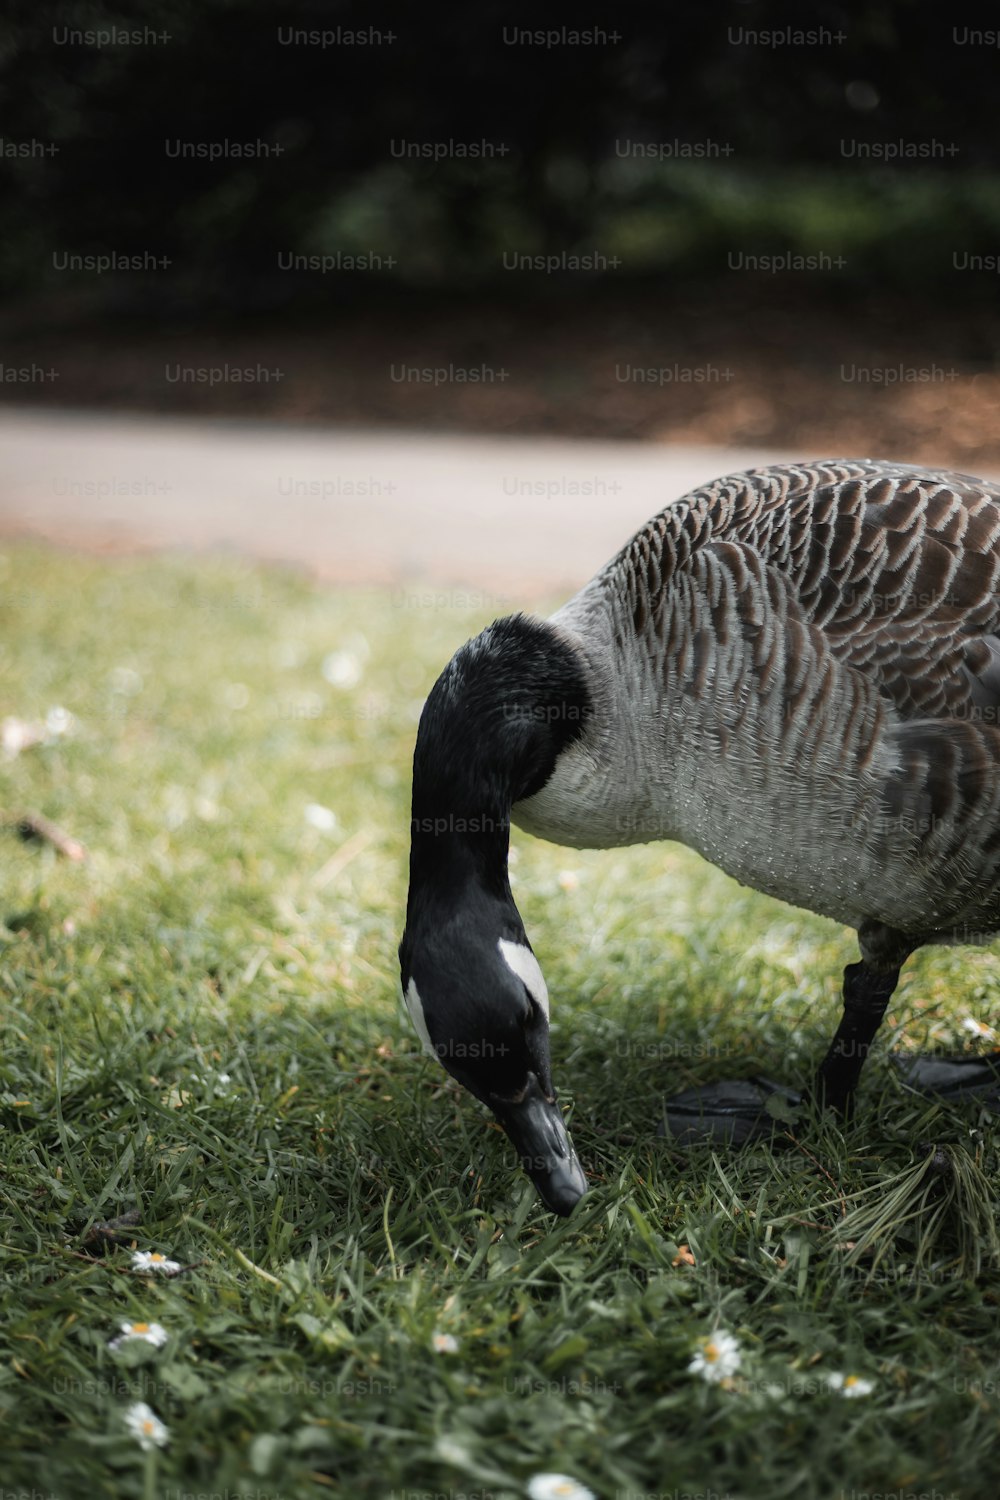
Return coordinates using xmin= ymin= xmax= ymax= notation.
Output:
xmin=889 ymin=1051 xmax=1000 ymax=1108
xmin=659 ymin=1075 xmax=802 ymax=1146
xmin=657 ymin=937 xmax=1000 ymax=1146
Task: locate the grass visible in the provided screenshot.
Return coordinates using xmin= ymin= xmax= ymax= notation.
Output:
xmin=1 ymin=543 xmax=999 ymax=1500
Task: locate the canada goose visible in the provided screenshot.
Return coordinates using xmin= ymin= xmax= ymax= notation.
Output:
xmin=399 ymin=459 xmax=1000 ymax=1215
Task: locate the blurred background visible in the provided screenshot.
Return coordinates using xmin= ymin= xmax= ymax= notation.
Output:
xmin=1 ymin=0 xmax=999 ymax=587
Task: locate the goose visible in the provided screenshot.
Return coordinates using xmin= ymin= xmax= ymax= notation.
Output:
xmin=399 ymin=459 xmax=1000 ymax=1215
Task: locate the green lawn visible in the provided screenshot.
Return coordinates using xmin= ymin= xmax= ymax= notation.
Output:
xmin=2 ymin=545 xmax=999 ymax=1500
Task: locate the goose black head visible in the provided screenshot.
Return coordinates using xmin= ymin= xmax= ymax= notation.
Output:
xmin=400 ymin=899 xmax=587 ymax=1215
xmin=399 ymin=614 xmax=591 ymax=1216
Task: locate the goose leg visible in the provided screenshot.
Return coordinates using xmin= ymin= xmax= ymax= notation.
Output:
xmin=808 ymin=921 xmax=914 ymax=1116
xmin=660 ymin=925 xmax=911 ymax=1145
xmin=813 ymin=961 xmax=900 ymax=1116
xmin=661 ymin=919 xmax=1000 ymax=1146
xmin=817 ymin=951 xmax=1000 ymax=1110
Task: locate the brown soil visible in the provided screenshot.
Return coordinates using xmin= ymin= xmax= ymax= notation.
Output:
xmin=3 ymin=289 xmax=999 ymax=469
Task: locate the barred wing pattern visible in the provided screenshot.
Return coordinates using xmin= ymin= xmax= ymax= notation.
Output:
xmin=583 ymin=461 xmax=1000 ymax=946
xmin=612 ymin=460 xmax=1000 ymax=713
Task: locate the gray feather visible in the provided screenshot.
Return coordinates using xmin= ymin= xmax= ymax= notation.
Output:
xmin=513 ymin=459 xmax=1000 ymax=952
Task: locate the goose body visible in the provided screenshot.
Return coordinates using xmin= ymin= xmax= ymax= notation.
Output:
xmin=400 ymin=460 xmax=1000 ymax=1213
xmin=517 ymin=458 xmax=1000 ymax=942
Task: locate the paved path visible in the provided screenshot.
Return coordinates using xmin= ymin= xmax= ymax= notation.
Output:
xmin=0 ymin=408 xmax=802 ymax=597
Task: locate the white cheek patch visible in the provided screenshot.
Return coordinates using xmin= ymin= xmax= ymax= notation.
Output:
xmin=404 ymin=978 xmax=440 ymax=1061
xmin=497 ymin=938 xmax=550 ymax=1020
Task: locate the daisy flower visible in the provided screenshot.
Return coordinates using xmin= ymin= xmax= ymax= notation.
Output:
xmin=431 ymin=1330 xmax=459 ymax=1353
xmin=131 ymin=1250 xmax=182 ymax=1276
xmin=527 ymin=1476 xmax=596 ymax=1500
xmin=435 ymin=1437 xmax=472 ymax=1466
xmin=109 ymin=1320 xmax=169 ymax=1351
xmin=304 ymin=802 xmax=338 ymax=832
xmin=827 ymin=1372 xmax=875 ymax=1397
xmin=124 ymin=1401 xmax=169 ymax=1451
xmin=961 ymin=1016 xmax=995 ymax=1040
xmin=688 ymin=1329 xmax=742 ymax=1383
xmin=322 ymin=647 xmax=365 ymax=688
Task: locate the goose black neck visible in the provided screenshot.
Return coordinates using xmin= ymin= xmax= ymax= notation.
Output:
xmin=406 ymin=614 xmax=591 ymax=915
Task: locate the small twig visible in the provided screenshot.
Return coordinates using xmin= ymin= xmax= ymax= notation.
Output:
xmin=6 ymin=809 xmax=87 ymax=861
xmin=311 ymin=829 xmax=373 ymax=890
xmin=63 ymin=1248 xmax=136 ymax=1271
xmin=64 ymin=1247 xmax=209 ymax=1276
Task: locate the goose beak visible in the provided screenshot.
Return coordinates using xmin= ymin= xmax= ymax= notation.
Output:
xmin=491 ymin=1073 xmax=588 ymax=1215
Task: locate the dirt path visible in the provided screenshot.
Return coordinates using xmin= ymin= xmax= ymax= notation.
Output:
xmin=0 ymin=409 xmax=805 ymax=598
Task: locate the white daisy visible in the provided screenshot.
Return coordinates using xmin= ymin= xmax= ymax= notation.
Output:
xmin=527 ymin=1475 xmax=596 ymax=1500
xmin=304 ymin=802 xmax=338 ymax=832
xmin=2 ymin=717 xmax=41 ymax=757
xmin=431 ymin=1330 xmax=459 ymax=1353
xmin=109 ymin=1320 xmax=169 ymax=1350
xmin=688 ymin=1329 xmax=742 ymax=1383
xmin=131 ymin=1251 xmax=182 ymax=1276
xmin=435 ymin=1437 xmax=472 ymax=1466
xmin=827 ymin=1372 xmax=875 ymax=1397
xmin=322 ymin=649 xmax=363 ymax=688
xmin=124 ymin=1400 xmax=169 ymax=1451
xmin=961 ymin=1016 xmax=996 ymax=1040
